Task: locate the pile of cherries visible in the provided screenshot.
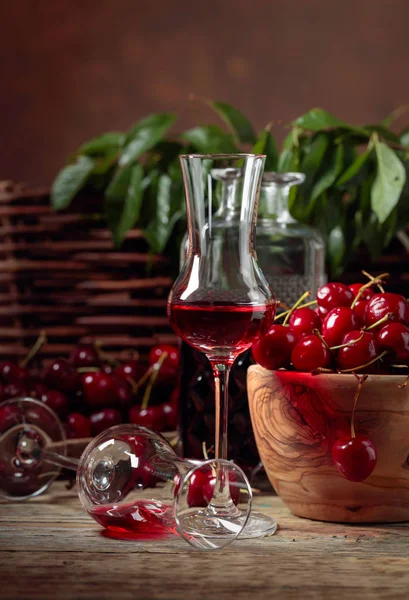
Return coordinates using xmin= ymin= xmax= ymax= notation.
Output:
xmin=0 ymin=342 xmax=180 ymax=439
xmin=252 ymin=277 xmax=409 ymax=374
xmin=252 ymin=274 xmax=409 ymax=483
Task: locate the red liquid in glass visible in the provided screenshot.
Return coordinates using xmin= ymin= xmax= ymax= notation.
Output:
xmin=168 ymin=303 xmax=274 ymax=357
xmin=90 ymin=499 xmax=172 ymax=535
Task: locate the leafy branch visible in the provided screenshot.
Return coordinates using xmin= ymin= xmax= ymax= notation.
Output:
xmin=50 ymin=102 xmax=409 ymax=277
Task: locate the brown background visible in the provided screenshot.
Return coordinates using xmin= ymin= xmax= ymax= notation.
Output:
xmin=1 ymin=0 xmax=409 ymax=186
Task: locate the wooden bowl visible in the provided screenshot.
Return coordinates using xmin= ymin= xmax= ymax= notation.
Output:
xmin=247 ymin=365 xmax=409 ymax=523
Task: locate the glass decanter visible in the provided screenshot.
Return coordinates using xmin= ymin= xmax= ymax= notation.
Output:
xmin=257 ymin=172 xmax=325 ymax=306
xmin=168 ymin=154 xmax=277 ymax=538
xmin=0 ymin=397 xmax=253 ymax=550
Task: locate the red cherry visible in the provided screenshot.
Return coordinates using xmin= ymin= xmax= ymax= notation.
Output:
xmin=128 ymin=405 xmax=165 ymax=431
xmin=348 ymin=283 xmax=374 ymax=301
xmin=364 ymin=293 xmax=409 ymax=329
xmin=353 ymin=299 xmax=368 ymax=325
xmin=0 ymin=404 xmax=18 ymax=433
xmin=322 ymin=307 xmax=360 ymax=348
xmin=111 ymin=375 xmax=133 ymax=410
xmin=203 ymin=472 xmax=240 ymax=506
xmin=174 ymin=468 xmax=240 ymax=507
xmin=337 ymin=330 xmax=378 ymax=371
xmin=27 ymin=379 xmax=48 ymax=399
xmin=289 ymin=307 xmax=321 ymax=338
xmin=44 ymin=359 xmax=80 ymax=393
xmin=315 ymin=305 xmax=329 ymax=319
xmin=291 ymin=335 xmax=331 ymax=372
xmin=149 ymin=345 xmax=180 ymax=369
xmin=0 ymin=361 xmax=28 ymax=383
xmin=66 ymin=413 xmax=91 ymax=439
xmin=377 ymin=322 xmax=409 ymax=363
xmin=115 ymin=360 xmax=146 ymax=382
xmin=332 ymin=434 xmax=377 ymax=482
xmin=3 ymin=381 xmax=27 ymax=400
xmin=41 ymin=390 xmax=69 ymax=417
xmin=252 ymin=325 xmax=298 ymax=370
xmin=316 ymin=283 xmax=354 ymax=311
xmin=69 ymin=344 xmax=100 ymax=368
xmin=90 ymin=408 xmax=122 ymax=436
xmin=160 ymin=402 xmax=178 ymax=431
xmin=81 ymin=372 xmax=117 ymax=408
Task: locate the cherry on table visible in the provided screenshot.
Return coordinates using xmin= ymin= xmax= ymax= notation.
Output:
xmin=128 ymin=405 xmax=165 ymax=432
xmin=252 ymin=324 xmax=298 ymax=370
xmin=69 ymin=344 xmax=100 ymax=369
xmin=90 ymin=408 xmax=122 ymax=436
xmin=322 ymin=306 xmax=360 ymax=348
xmin=44 ymin=359 xmax=80 ymax=394
xmin=332 ymin=434 xmax=377 ymax=482
xmin=4 ymin=381 xmax=27 ymax=400
xmin=149 ymin=345 xmax=180 ymax=369
xmin=316 ymin=282 xmax=354 ymax=311
xmin=289 ymin=307 xmax=322 ymax=338
xmin=0 ymin=361 xmax=28 ymax=383
xmin=66 ymin=413 xmax=91 ymax=439
xmin=377 ymin=322 xmax=409 ymax=363
xmin=41 ymin=390 xmax=69 ymax=417
xmin=364 ymin=293 xmax=409 ymax=329
xmin=81 ymin=372 xmax=117 ymax=409
xmin=27 ymin=379 xmax=48 ymax=399
xmin=174 ymin=468 xmax=240 ymax=507
xmin=160 ymin=401 xmax=178 ymax=431
xmin=291 ymin=335 xmax=332 ymax=372
xmin=337 ymin=330 xmax=378 ymax=371
xmin=115 ymin=360 xmax=146 ymax=382
xmin=111 ymin=375 xmax=133 ymax=411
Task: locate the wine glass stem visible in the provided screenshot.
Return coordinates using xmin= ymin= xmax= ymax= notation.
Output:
xmin=41 ymin=449 xmax=79 ymax=472
xmin=211 ymin=362 xmax=231 ymax=461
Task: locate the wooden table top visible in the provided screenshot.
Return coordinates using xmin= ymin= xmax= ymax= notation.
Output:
xmin=1 ymin=482 xmax=409 ymax=600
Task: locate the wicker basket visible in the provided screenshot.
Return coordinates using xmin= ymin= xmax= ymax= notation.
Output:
xmin=0 ymin=181 xmax=177 ymax=363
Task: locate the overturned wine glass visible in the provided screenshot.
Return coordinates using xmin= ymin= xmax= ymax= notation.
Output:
xmin=0 ymin=397 xmax=252 ymax=550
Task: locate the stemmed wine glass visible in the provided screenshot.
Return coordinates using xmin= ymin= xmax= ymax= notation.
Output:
xmin=167 ymin=154 xmax=276 ymax=537
xmin=0 ymin=397 xmax=253 ymax=550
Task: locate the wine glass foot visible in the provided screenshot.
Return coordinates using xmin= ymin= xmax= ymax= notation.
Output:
xmin=238 ymin=511 xmax=277 ymax=539
xmin=177 ymin=508 xmax=245 ymax=550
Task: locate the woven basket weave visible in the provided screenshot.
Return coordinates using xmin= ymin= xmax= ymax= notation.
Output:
xmin=0 ymin=181 xmax=177 ymax=363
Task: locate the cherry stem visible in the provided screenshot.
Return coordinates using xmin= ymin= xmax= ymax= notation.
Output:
xmin=141 ymin=352 xmax=168 ymax=410
xmin=339 ymin=350 xmax=389 ymax=374
xmin=274 ymin=299 xmax=317 ymax=322
xmin=312 ymin=328 xmax=332 ymax=352
xmin=361 ymin=270 xmax=389 ymax=293
xmin=94 ymin=340 xmax=121 ymax=367
xmin=398 ymin=375 xmax=409 ymax=389
xmin=282 ymin=291 xmax=312 ymax=326
xmin=350 ymin=275 xmax=388 ymax=309
xmin=365 ymin=312 xmax=394 ymax=331
xmin=330 ymin=330 xmax=365 ymax=351
xmin=20 ymin=331 xmax=47 ymax=368
xmin=77 ymin=366 xmax=101 ymax=373
xmin=350 ymin=374 xmax=368 ymax=438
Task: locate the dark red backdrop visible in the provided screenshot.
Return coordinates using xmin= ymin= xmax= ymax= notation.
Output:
xmin=1 ymin=0 xmax=409 ymax=185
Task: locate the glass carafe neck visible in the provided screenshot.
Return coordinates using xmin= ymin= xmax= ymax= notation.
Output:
xmin=212 ymin=167 xmax=242 ymax=220
xmin=259 ymin=172 xmax=305 ymax=224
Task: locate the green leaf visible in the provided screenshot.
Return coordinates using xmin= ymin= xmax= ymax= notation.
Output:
xmin=400 ymin=127 xmax=409 ymax=147
xmin=181 ymin=125 xmax=238 ymax=153
xmin=77 ymin=132 xmax=125 ymax=156
xmin=382 ymin=104 xmax=409 ymax=128
xmin=119 ymin=114 xmax=176 ymax=167
xmin=327 ymin=225 xmax=346 ymax=277
xmin=371 ymin=139 xmax=406 ymax=223
xmin=208 ymin=101 xmax=256 ymax=144
xmin=144 ymin=174 xmax=174 ymax=254
xmin=293 ymin=108 xmax=348 ymax=131
xmin=336 ymin=149 xmax=372 ymax=185
xmin=362 ymin=125 xmax=400 ymax=144
xmin=311 ymin=143 xmax=344 ymax=201
xmin=105 ymin=164 xmax=144 ymax=246
xmin=51 ymin=156 xmax=95 ymax=210
xmin=252 ymin=128 xmax=278 ymax=170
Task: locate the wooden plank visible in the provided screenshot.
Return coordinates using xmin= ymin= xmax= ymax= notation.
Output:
xmin=78 ymin=277 xmax=173 ymax=290
xmin=76 ymin=316 xmax=170 ymax=327
xmin=1 ymin=482 xmax=409 ymax=600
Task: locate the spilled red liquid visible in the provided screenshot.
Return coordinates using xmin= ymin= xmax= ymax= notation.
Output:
xmin=89 ymin=499 xmax=173 ymax=539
